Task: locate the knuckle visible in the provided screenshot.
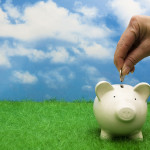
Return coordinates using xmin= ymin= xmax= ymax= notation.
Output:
xmin=130 ymin=15 xmax=140 ymax=25
xmin=128 ymin=15 xmax=140 ymax=40
xmin=117 ymin=39 xmax=130 ymax=49
xmin=114 ymin=54 xmax=124 ymax=70
xmin=126 ymin=56 xmax=137 ymax=66
xmin=114 ymin=54 xmax=119 ymax=67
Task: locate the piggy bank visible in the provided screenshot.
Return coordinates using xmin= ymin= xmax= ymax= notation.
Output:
xmin=93 ymin=81 xmax=150 ymax=141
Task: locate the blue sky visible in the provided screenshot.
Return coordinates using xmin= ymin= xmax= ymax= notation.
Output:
xmin=0 ymin=0 xmax=149 ymax=101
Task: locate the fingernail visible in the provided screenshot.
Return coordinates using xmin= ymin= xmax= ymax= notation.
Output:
xmin=122 ymin=65 xmax=130 ymax=75
xmin=131 ymin=67 xmax=135 ymax=74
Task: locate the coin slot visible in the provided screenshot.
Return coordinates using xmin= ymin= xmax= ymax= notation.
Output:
xmin=120 ymin=84 xmax=124 ymax=88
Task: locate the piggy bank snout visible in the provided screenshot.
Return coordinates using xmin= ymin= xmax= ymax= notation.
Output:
xmin=116 ymin=106 xmax=136 ymax=122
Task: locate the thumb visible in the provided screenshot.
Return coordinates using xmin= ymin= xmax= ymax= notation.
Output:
xmin=122 ymin=45 xmax=148 ymax=75
xmin=122 ymin=56 xmax=136 ymax=75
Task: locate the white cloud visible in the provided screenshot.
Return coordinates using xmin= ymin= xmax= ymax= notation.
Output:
xmin=3 ymin=0 xmax=21 ymax=19
xmin=12 ymin=71 xmax=38 ymax=84
xmin=41 ymin=71 xmax=64 ymax=89
xmin=72 ymin=47 xmax=82 ymax=55
xmin=82 ymin=65 xmax=109 ymax=88
xmin=140 ymin=0 xmax=150 ymax=12
xmin=0 ymin=42 xmax=48 ymax=67
xmin=11 ymin=46 xmax=47 ymax=62
xmin=75 ymin=5 xmax=98 ymax=18
xmin=48 ymin=47 xmax=75 ymax=63
xmin=109 ymin=0 xmax=146 ymax=27
xmin=82 ymin=85 xmax=93 ymax=91
xmin=82 ymin=65 xmax=99 ymax=76
xmin=0 ymin=53 xmax=10 ymax=67
xmin=0 ymin=0 xmax=115 ymax=62
xmin=80 ymin=41 xmax=112 ymax=59
xmin=0 ymin=8 xmax=9 ymax=24
xmin=0 ymin=0 xmax=110 ymax=42
xmin=38 ymin=67 xmax=75 ymax=89
xmin=0 ymin=40 xmax=113 ymax=68
xmin=0 ymin=42 xmax=76 ymax=67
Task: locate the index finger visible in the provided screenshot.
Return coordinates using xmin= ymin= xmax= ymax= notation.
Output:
xmin=114 ymin=17 xmax=139 ymax=71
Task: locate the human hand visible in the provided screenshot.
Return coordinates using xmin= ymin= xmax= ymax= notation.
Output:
xmin=114 ymin=15 xmax=150 ymax=75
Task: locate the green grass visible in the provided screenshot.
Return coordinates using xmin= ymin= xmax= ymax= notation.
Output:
xmin=0 ymin=100 xmax=150 ymax=150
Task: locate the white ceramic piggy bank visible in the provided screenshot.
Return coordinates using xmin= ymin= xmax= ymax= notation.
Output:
xmin=93 ymin=81 xmax=150 ymax=141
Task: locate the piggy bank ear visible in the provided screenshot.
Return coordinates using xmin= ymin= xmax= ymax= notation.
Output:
xmin=95 ymin=81 xmax=114 ymax=101
xmin=133 ymin=82 xmax=150 ymax=101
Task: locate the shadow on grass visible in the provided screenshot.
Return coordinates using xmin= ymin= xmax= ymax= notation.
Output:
xmin=88 ymin=127 xmax=142 ymax=142
xmin=88 ymin=127 xmax=100 ymax=139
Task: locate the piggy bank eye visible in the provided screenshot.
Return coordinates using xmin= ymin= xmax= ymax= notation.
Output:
xmin=114 ymin=96 xmax=115 ymax=98
xmin=135 ymin=98 xmax=136 ymax=100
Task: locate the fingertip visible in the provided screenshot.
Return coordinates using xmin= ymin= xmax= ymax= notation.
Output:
xmin=130 ymin=66 xmax=135 ymax=74
xmin=122 ymin=65 xmax=131 ymax=75
xmin=122 ymin=55 xmax=137 ymax=75
xmin=114 ymin=58 xmax=124 ymax=72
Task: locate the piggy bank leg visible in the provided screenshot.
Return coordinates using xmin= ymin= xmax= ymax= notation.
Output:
xmin=129 ymin=131 xmax=143 ymax=141
xmin=100 ymin=129 xmax=112 ymax=140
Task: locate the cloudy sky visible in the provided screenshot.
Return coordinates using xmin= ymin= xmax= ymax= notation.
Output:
xmin=0 ymin=0 xmax=149 ymax=101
